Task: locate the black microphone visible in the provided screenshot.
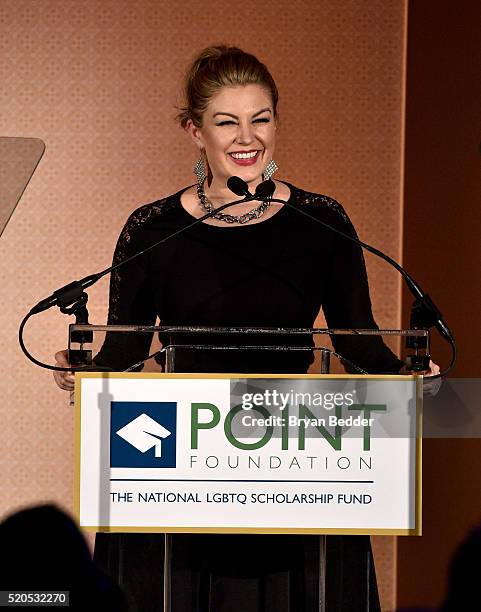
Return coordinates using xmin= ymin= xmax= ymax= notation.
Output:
xmin=227 ymin=176 xmax=250 ymax=197
xmin=30 ymin=274 xmax=101 ymax=315
xmin=226 ymin=177 xmax=276 ymax=200
xmin=255 ymin=179 xmax=276 ymax=199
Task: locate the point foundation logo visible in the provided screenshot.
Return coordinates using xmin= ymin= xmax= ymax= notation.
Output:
xmin=110 ymin=401 xmax=177 ymax=468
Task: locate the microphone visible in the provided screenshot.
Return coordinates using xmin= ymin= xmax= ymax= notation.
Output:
xmin=255 ymin=179 xmax=275 ymax=199
xmin=227 ymin=176 xmax=251 ymax=197
xmin=226 ymin=177 xmax=276 ymax=200
xmin=30 ymin=274 xmax=101 ymax=315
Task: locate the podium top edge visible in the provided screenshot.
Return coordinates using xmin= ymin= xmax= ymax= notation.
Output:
xmin=69 ymin=325 xmax=428 ymax=337
xmin=74 ymin=372 xmax=421 ymax=380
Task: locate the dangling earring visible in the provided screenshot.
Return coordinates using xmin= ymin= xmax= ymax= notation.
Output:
xmin=193 ymin=152 xmax=206 ymax=186
xmin=263 ymin=159 xmax=278 ymax=181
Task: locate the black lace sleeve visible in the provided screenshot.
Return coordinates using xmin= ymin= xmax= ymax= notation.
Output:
xmin=94 ymin=203 xmax=162 ymax=372
xmin=312 ymin=197 xmax=404 ymax=374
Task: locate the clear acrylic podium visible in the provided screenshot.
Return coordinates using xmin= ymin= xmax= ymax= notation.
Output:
xmin=71 ymin=324 xmax=427 ymax=612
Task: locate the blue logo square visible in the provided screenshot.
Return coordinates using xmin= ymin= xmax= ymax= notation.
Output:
xmin=110 ymin=401 xmax=177 ymax=468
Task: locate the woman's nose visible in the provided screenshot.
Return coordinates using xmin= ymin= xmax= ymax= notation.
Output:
xmin=236 ymin=122 xmax=255 ymax=145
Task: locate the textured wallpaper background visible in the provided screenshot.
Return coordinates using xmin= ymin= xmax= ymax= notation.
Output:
xmin=0 ymin=1 xmax=406 ymax=608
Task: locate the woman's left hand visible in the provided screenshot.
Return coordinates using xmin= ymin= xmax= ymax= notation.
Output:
xmin=423 ymin=360 xmax=441 ymax=396
xmin=425 ymin=360 xmax=440 ymax=377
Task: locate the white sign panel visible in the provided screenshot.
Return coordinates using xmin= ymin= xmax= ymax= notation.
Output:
xmin=75 ymin=374 xmax=421 ymax=535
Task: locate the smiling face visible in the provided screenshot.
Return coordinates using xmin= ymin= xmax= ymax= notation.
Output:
xmin=187 ymin=84 xmax=276 ymax=190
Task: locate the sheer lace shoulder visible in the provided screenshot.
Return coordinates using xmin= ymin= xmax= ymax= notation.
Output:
xmin=108 ymin=192 xmax=180 ymax=323
xmin=115 ymin=193 xmax=180 ymax=253
xmin=288 ymin=184 xmax=350 ymax=225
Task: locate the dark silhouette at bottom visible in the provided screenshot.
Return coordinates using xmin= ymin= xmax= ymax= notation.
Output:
xmin=0 ymin=504 xmax=127 ymax=610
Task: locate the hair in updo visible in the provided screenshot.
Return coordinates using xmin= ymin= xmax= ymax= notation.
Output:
xmin=177 ymin=45 xmax=279 ymax=128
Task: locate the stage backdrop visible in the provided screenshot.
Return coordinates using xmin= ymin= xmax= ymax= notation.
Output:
xmin=0 ymin=1 xmax=406 ymax=609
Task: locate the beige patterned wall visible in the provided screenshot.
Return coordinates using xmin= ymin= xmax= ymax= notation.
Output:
xmin=0 ymin=1 xmax=405 ymax=609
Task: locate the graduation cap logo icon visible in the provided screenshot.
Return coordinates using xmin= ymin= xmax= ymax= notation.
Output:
xmin=110 ymin=401 xmax=177 ymax=468
xmin=116 ymin=413 xmax=171 ymax=458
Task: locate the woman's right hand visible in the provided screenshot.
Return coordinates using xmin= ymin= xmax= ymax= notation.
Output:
xmin=53 ymin=350 xmax=75 ymax=391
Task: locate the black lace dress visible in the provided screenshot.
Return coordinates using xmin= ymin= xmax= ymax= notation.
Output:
xmin=94 ymin=183 xmax=401 ymax=611
xmin=94 ymin=182 xmax=402 ymax=375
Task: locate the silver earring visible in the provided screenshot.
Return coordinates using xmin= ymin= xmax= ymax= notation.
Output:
xmin=193 ymin=154 xmax=206 ymax=185
xmin=263 ymin=159 xmax=278 ymax=180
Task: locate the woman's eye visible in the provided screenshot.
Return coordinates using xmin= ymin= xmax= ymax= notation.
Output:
xmin=215 ymin=118 xmax=270 ymax=126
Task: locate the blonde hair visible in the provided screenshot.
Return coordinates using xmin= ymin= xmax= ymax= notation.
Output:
xmin=177 ymin=45 xmax=279 ymax=128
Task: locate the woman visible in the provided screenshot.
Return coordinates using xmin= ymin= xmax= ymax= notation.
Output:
xmin=54 ymin=46 xmax=438 ymax=611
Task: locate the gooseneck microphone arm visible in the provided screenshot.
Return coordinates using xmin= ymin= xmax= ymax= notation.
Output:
xmin=19 ymin=183 xmax=256 ymax=372
xmin=29 ymin=180 xmax=254 ymax=316
xmin=239 ymin=178 xmax=456 ymax=379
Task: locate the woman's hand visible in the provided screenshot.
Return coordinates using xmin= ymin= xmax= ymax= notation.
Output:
xmin=399 ymin=360 xmax=441 ymax=395
xmin=53 ymin=350 xmax=75 ymax=391
xmin=423 ymin=360 xmax=442 ymax=396
xmin=425 ymin=360 xmax=441 ymax=377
